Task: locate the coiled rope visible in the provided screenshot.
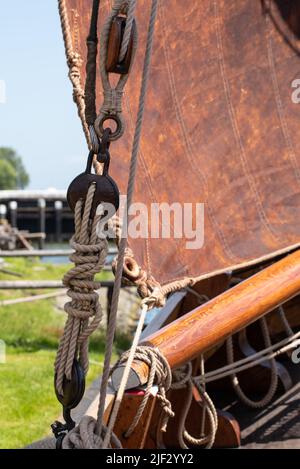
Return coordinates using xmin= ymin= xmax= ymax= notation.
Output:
xmin=55 ymin=183 xmax=108 ymax=395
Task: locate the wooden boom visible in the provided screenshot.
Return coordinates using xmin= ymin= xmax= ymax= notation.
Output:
xmin=111 ymin=249 xmax=300 ymax=389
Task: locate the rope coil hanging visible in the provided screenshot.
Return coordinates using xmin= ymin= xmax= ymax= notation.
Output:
xmin=55 ymin=183 xmax=108 ymax=395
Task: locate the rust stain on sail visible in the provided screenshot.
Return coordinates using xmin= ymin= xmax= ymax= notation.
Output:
xmin=62 ymin=0 xmax=300 ymax=286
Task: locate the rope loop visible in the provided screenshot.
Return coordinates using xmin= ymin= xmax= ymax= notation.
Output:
xmin=112 ymin=345 xmax=174 ymax=437
xmin=171 ymin=362 xmax=218 ymax=449
xmin=226 ymin=317 xmax=278 ymax=408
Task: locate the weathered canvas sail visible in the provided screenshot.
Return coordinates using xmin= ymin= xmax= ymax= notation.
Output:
xmin=61 ymin=0 xmax=300 ymax=287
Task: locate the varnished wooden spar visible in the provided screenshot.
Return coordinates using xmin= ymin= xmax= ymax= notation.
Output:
xmin=111 ymin=249 xmax=300 ymax=389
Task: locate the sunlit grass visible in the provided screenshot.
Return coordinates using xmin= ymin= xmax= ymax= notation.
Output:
xmin=0 ymin=258 xmax=125 ymax=448
xmin=0 ymin=348 xmax=102 ymax=448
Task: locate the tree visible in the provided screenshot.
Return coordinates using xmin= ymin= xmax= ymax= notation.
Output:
xmin=0 ymin=147 xmax=29 ymax=189
xmin=0 ymin=159 xmax=17 ymax=190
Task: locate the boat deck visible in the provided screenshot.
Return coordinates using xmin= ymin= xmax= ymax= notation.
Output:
xmin=218 ymin=360 xmax=300 ymax=449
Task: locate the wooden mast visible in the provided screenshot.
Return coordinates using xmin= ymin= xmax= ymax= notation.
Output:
xmin=111 ymin=249 xmax=300 ymax=389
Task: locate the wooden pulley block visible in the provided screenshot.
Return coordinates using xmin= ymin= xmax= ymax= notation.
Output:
xmin=106 ymin=16 xmax=136 ymax=74
xmin=67 ymin=150 xmax=120 ymax=218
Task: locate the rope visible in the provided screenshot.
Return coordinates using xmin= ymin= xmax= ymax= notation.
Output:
xmin=278 ymin=305 xmax=294 ymax=337
xmin=119 ymin=0 xmax=137 ymax=61
xmin=199 ymin=355 xmax=207 ymax=438
xmin=171 ymin=362 xmax=218 ymax=449
xmin=111 ymin=345 xmax=174 ymax=439
xmin=63 ymin=302 xmax=173 ymax=449
xmin=58 ymin=0 xmax=91 ymax=148
xmin=102 ymin=302 xmax=148 ymax=446
xmin=226 ymin=317 xmax=278 ymax=408
xmin=95 ymin=0 xmax=159 ymax=444
xmin=57 ymin=0 xmax=169 ymax=450
xmin=196 ymin=331 xmax=300 ymax=383
xmin=95 ymin=0 xmax=138 ymax=141
xmin=62 ymin=416 xmax=122 ymax=449
xmin=54 ymin=183 xmax=108 ymax=394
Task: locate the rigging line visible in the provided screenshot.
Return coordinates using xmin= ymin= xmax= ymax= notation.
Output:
xmin=102 ymin=303 xmax=148 ymax=447
xmin=196 ymin=335 xmax=300 ymax=384
xmin=198 ymin=330 xmax=300 ymax=381
xmin=96 ymin=0 xmax=159 ymax=441
xmin=85 ymin=0 xmax=101 ymax=154
xmin=119 ymin=0 xmax=137 ymax=62
xmin=87 ymin=0 xmax=101 ymax=42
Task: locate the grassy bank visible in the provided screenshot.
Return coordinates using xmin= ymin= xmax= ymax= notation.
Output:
xmin=0 ymin=257 xmax=123 ymax=448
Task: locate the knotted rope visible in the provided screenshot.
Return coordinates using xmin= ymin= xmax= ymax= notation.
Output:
xmin=112 ymin=345 xmax=174 ymax=438
xmin=58 ymin=0 xmax=91 ymax=148
xmin=55 ymin=183 xmax=108 ymax=395
xmin=61 ymin=300 xmax=173 ymax=449
xmin=62 ymin=416 xmax=122 ymax=449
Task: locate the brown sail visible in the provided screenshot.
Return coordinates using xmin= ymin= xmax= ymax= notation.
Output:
xmin=61 ymin=0 xmax=300 ymax=287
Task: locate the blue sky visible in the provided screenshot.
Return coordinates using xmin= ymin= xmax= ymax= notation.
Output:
xmin=0 ymin=1 xmax=86 ymax=189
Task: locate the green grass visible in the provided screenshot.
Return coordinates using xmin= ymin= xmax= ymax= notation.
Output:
xmin=0 ymin=257 xmax=124 ymax=449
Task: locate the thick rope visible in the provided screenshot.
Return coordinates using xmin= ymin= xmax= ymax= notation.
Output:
xmin=184 ymin=379 xmax=218 ymax=449
xmin=55 ymin=183 xmax=108 ymax=394
xmin=95 ymin=0 xmax=159 ymax=444
xmin=111 ymin=345 xmax=174 ymax=440
xmin=58 ymin=0 xmax=91 ymax=148
xmin=62 ymin=416 xmax=122 ymax=449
